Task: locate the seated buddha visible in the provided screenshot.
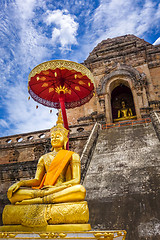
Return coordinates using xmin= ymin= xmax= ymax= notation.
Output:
xmin=7 ymin=111 xmax=86 ymax=205
xmin=114 ymin=100 xmax=136 ymax=122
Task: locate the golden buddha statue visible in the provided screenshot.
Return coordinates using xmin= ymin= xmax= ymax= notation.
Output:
xmin=3 ymin=110 xmax=90 ymax=230
xmin=7 ymin=111 xmax=85 ymax=205
xmin=114 ymin=100 xmax=136 ymax=122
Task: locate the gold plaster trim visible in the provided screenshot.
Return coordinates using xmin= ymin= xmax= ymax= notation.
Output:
xmin=0 ymin=229 xmax=127 ymax=239
xmin=28 ymin=60 xmax=95 ymax=88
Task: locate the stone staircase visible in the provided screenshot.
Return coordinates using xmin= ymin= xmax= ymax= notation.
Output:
xmin=83 ymin=121 xmax=160 ymax=240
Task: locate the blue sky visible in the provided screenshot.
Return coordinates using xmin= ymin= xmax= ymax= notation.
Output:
xmin=0 ymin=0 xmax=160 ymax=137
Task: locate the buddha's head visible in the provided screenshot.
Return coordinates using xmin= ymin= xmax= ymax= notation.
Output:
xmin=121 ymin=101 xmax=126 ymax=108
xmin=50 ymin=110 xmax=68 ymax=150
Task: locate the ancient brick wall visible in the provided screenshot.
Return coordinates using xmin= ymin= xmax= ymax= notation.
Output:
xmin=0 ymin=123 xmax=94 ymax=164
xmin=66 ymin=35 xmax=160 ymax=125
xmin=149 ymin=67 xmax=160 ymax=100
xmin=0 ymin=161 xmax=38 ymax=226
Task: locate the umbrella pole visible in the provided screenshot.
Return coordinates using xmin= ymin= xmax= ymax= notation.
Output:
xmin=59 ymin=93 xmax=69 ymax=150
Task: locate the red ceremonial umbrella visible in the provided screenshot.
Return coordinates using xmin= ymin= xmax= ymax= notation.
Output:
xmin=28 ymin=60 xmax=95 ymax=149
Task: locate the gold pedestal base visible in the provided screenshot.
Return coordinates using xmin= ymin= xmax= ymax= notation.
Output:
xmin=3 ymin=202 xmax=89 ymax=227
xmin=0 ymin=224 xmax=91 ymax=232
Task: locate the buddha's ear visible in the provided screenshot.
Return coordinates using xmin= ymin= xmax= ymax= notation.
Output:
xmin=64 ymin=138 xmax=68 ymax=150
xmin=64 ymin=141 xmax=67 ymax=150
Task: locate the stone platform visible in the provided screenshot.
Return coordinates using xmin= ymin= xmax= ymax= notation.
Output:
xmin=0 ymin=230 xmax=127 ymax=240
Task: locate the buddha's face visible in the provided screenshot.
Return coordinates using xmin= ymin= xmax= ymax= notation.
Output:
xmin=121 ymin=101 xmax=125 ymax=108
xmin=51 ymin=130 xmax=64 ymax=148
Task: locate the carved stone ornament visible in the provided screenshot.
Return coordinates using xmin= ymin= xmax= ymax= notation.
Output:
xmin=97 ymin=64 xmax=147 ymax=96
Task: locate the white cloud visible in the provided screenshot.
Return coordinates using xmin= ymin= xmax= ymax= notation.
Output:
xmin=0 ymin=1 xmax=81 ymax=137
xmin=44 ymin=9 xmax=79 ymax=49
xmin=0 ymin=1 xmax=56 ymax=137
xmin=153 ymin=37 xmax=160 ymax=45
xmin=90 ymin=0 xmax=160 ymax=44
xmin=15 ymin=0 xmax=37 ymax=20
xmin=12 ymin=0 xmax=51 ymax=69
xmin=3 ymin=81 xmax=57 ymax=135
xmin=0 ymin=119 xmax=9 ymax=128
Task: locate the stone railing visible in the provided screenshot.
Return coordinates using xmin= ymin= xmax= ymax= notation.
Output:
xmin=80 ymin=122 xmax=101 ymax=183
xmin=0 ymin=123 xmax=94 ymax=147
xmin=0 ymin=129 xmax=50 ymax=146
xmin=150 ymin=110 xmax=160 ymax=141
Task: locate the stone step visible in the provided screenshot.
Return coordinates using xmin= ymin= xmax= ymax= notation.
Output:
xmin=83 ymin=122 xmax=160 ymax=239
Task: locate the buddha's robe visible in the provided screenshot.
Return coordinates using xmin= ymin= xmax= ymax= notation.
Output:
xmin=34 ymin=150 xmax=74 ymax=189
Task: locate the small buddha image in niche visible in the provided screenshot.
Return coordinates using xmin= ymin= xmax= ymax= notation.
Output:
xmin=111 ymin=85 xmax=137 ymax=122
xmin=112 ymin=97 xmax=137 ymax=122
xmin=118 ymin=100 xmax=133 ymax=119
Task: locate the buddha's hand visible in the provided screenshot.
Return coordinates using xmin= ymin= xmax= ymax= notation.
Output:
xmin=55 ymin=182 xmax=63 ymax=187
xmin=7 ymin=181 xmax=23 ymax=199
xmin=41 ymin=185 xmax=57 ymax=190
xmin=55 ymin=182 xmax=72 ymax=187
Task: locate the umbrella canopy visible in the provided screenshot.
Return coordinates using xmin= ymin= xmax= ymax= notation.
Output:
xmin=28 ymin=60 xmax=95 ymax=150
xmin=28 ymin=60 xmax=95 ymax=109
